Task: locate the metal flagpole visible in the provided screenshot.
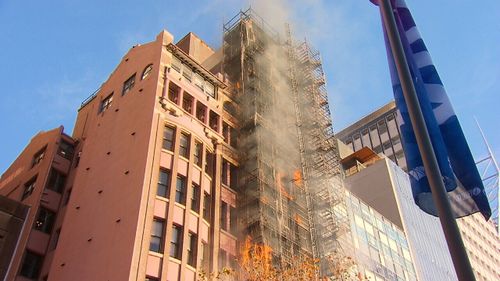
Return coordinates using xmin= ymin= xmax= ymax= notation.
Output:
xmin=377 ymin=0 xmax=476 ymax=280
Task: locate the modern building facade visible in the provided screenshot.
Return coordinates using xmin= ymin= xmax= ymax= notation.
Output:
xmin=338 ymin=102 xmax=500 ymax=281
xmin=0 ymin=9 xmax=347 ymax=281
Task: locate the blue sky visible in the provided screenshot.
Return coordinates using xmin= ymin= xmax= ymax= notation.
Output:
xmin=1 ymin=0 xmax=499 ymax=174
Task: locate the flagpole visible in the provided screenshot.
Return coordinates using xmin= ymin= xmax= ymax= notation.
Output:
xmin=377 ymin=0 xmax=476 ymax=280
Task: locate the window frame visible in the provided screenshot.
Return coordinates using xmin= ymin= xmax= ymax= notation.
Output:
xmin=187 ymin=232 xmax=198 ymax=267
xmin=179 ymin=133 xmax=190 ymax=158
xmin=162 ymin=126 xmax=175 ymax=151
xmin=193 ymin=140 xmax=203 ymax=167
xmin=32 ymin=146 xmax=46 ymax=168
xmin=170 ymin=224 xmax=183 ymax=259
xmin=20 ymin=251 xmax=43 ymax=279
xmin=175 ymin=175 xmax=187 ymax=205
xmin=149 ymin=218 xmax=165 ymax=253
xmin=190 ymin=183 xmax=200 ymax=212
xmin=122 ymin=73 xmax=136 ymax=95
xmin=34 ymin=207 xmax=56 ymax=234
xmin=99 ymin=92 xmax=114 ymax=113
xmin=141 ymin=64 xmax=153 ymax=80
xmin=22 ymin=176 xmax=37 ymax=200
xmin=157 ymin=169 xmax=170 ymax=198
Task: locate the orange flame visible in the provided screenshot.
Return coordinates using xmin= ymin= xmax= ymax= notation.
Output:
xmin=277 ymin=172 xmax=293 ymax=200
xmin=293 ymin=169 xmax=303 ymax=187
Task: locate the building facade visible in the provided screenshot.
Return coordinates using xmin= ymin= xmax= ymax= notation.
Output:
xmin=0 ymin=9 xmax=347 ymax=281
xmin=338 ymin=102 xmax=500 ymax=281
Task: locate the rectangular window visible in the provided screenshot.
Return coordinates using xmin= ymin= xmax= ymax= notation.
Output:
xmin=191 ymin=183 xmax=200 ymax=212
xmin=63 ymin=188 xmax=72 ymax=205
xmin=51 ymin=228 xmax=61 ymax=250
xmin=220 ymin=201 xmax=228 ymax=231
xmin=205 ymin=82 xmax=215 ymax=98
xmin=230 ymin=163 xmax=238 ymax=190
xmin=205 ymin=150 xmax=214 ymax=178
xmin=196 ymin=102 xmax=207 ymax=123
xmin=162 ymin=126 xmax=175 ymax=151
xmin=182 ymin=66 xmax=193 ymax=82
xmin=171 ymin=56 xmax=181 ymax=72
xmin=175 ymin=175 xmax=187 ymax=205
xmin=209 ymin=111 xmax=219 ymax=132
xmin=34 ymin=207 xmax=56 ymax=234
xmin=182 ymin=92 xmax=194 ymax=114
xmin=157 ymin=169 xmax=170 ymax=198
xmin=46 ymin=169 xmax=66 ymax=193
xmin=150 ymin=218 xmax=165 ymax=253
xmin=187 ymin=232 xmax=197 ymax=267
xmin=168 ymin=83 xmax=181 ymax=105
xmin=20 ymin=251 xmax=43 ymax=279
xmin=179 ymin=133 xmax=190 ymax=158
xmin=100 ymin=93 xmax=114 ymax=113
xmin=22 ymin=176 xmax=37 ymax=200
xmin=203 ymin=192 xmax=211 ymax=221
xmin=230 ymin=126 xmax=237 ymax=147
xmin=58 ymin=140 xmax=74 ymax=160
xmin=193 ymin=141 xmax=203 ymax=167
xmin=194 ymin=73 xmax=204 ymax=91
xmin=222 ymin=122 xmax=229 ymax=143
xmin=122 ymin=73 xmax=136 ymax=95
xmin=170 ymin=224 xmax=183 ymax=259
xmin=218 ymin=249 xmax=227 ymax=269
xmin=200 ymin=241 xmax=209 ymax=271
xmin=32 ymin=147 xmax=46 ymax=168
xmin=221 ymin=159 xmax=229 ymax=186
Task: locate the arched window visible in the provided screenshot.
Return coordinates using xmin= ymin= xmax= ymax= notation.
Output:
xmin=141 ymin=64 xmax=153 ymax=80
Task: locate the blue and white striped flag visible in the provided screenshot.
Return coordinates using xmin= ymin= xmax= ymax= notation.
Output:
xmin=372 ymin=0 xmax=491 ymax=219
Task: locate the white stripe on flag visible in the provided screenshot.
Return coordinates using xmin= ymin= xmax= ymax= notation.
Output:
xmin=405 ymin=27 xmax=421 ymax=44
xmin=414 ymin=51 xmax=433 ymax=68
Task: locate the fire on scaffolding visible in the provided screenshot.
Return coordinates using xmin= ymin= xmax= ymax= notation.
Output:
xmin=222 ymin=8 xmax=350 ymax=276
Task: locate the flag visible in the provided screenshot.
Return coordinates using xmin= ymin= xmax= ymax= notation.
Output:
xmin=372 ymin=0 xmax=491 ymax=219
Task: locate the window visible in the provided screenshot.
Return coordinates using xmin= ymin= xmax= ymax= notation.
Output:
xmin=34 ymin=207 xmax=56 ymax=234
xmin=219 ymin=249 xmax=227 ymax=269
xmin=200 ymin=241 xmax=209 ymax=271
xmin=205 ymin=82 xmax=215 ymax=98
xmin=162 ymin=126 xmax=175 ymax=151
xmin=168 ymin=83 xmax=181 ymax=105
xmin=221 ymin=159 xmax=229 ymax=186
xmin=220 ymin=201 xmax=228 ymax=231
xmin=20 ymin=251 xmax=43 ymax=279
xmin=58 ymin=140 xmax=74 ymax=160
xmin=51 ymin=228 xmax=61 ymax=250
xmin=22 ymin=176 xmax=37 ymax=200
xmin=150 ymin=218 xmax=165 ymax=253
xmin=171 ymin=56 xmax=181 ymax=72
xmin=179 ymin=133 xmax=190 ymax=158
xmin=194 ymin=73 xmax=204 ymax=91
xmin=175 ymin=175 xmax=187 ymax=205
xmin=187 ymin=232 xmax=197 ymax=267
xmin=122 ymin=73 xmax=136 ymax=95
xmin=203 ymin=192 xmax=211 ymax=221
xmin=182 ymin=66 xmax=193 ymax=82
xmin=46 ymin=169 xmax=66 ymax=193
xmin=99 ymin=93 xmax=113 ymax=113
xmin=157 ymin=169 xmax=170 ymax=198
xmin=146 ymin=277 xmax=160 ymax=281
xmin=170 ymin=224 xmax=182 ymax=259
xmin=142 ymin=64 xmax=153 ymax=80
xmin=230 ymin=163 xmax=238 ymax=190
xmin=182 ymin=92 xmax=194 ymax=114
xmin=230 ymin=126 xmax=237 ymax=147
xmin=191 ymin=183 xmax=200 ymax=212
xmin=32 ymin=147 xmax=46 ymax=168
xmin=222 ymin=122 xmax=229 ymax=143
xmin=193 ymin=141 xmax=203 ymax=167
xmin=209 ymin=111 xmax=219 ymax=132
xmin=205 ymin=150 xmax=214 ymax=177
xmin=196 ymin=102 xmax=207 ymax=123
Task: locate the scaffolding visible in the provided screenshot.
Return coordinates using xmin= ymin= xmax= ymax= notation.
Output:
xmin=223 ymin=8 xmax=348 ymax=275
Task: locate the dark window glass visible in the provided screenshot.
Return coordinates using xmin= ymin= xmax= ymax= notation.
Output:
xmin=209 ymin=111 xmax=219 ymax=132
xmin=196 ymin=102 xmax=207 ymax=123
xmin=20 ymin=251 xmax=43 ymax=279
xmin=162 ymin=126 xmax=175 ymax=151
xmin=170 ymin=225 xmax=182 ymax=259
xmin=51 ymin=229 xmax=61 ymax=250
xmin=191 ymin=183 xmax=200 ymax=212
xmin=221 ymin=159 xmax=229 ymax=186
xmin=205 ymin=150 xmax=214 ymax=177
xmin=34 ymin=207 xmax=56 ymax=234
xmin=58 ymin=140 xmax=74 ymax=160
xmin=100 ymin=93 xmax=114 ymax=113
xmin=142 ymin=64 xmax=153 ymax=80
xmin=150 ymin=218 xmax=165 ymax=253
xmin=187 ymin=232 xmax=197 ymax=267
xmin=203 ymin=192 xmax=211 ymax=221
xmin=230 ymin=163 xmax=238 ymax=190
xmin=222 ymin=122 xmax=229 ymax=143
xmin=175 ymin=176 xmax=186 ymax=205
xmin=32 ymin=147 xmax=46 ymax=168
xmin=220 ymin=201 xmax=228 ymax=231
xmin=182 ymin=92 xmax=194 ymax=114
xmin=122 ymin=73 xmax=136 ymax=95
xmin=46 ymin=169 xmax=66 ymax=193
xmin=193 ymin=141 xmax=203 ymax=167
xmin=22 ymin=176 xmax=37 ymax=200
xmin=230 ymin=126 xmax=237 ymax=147
xmin=63 ymin=188 xmax=72 ymax=205
xmin=168 ymin=83 xmax=181 ymax=105
xmin=200 ymin=241 xmax=209 ymax=271
xmin=146 ymin=277 xmax=160 ymax=281
xmin=157 ymin=169 xmax=170 ymax=198
xmin=179 ymin=133 xmax=190 ymax=158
